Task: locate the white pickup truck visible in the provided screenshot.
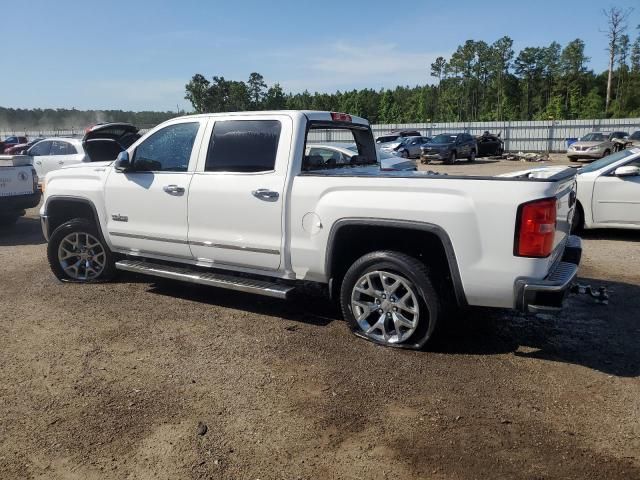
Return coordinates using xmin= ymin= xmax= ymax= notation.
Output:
xmin=40 ymin=111 xmax=582 ymax=349
xmin=0 ymin=155 xmax=40 ymax=225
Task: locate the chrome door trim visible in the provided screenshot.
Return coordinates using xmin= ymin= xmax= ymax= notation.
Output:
xmin=189 ymin=240 xmax=279 ymax=255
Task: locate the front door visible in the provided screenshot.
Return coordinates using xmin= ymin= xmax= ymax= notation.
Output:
xmin=188 ymin=116 xmax=292 ymax=271
xmin=592 ymin=158 xmax=640 ymax=226
xmin=104 ymin=120 xmax=206 ymax=259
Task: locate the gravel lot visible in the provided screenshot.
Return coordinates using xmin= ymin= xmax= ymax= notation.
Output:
xmin=1 ymin=155 xmax=639 ymax=479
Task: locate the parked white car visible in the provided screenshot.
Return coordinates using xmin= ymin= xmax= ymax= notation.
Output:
xmin=41 ymin=111 xmax=582 ymax=350
xmin=501 ymin=148 xmax=640 ymax=231
xmin=28 ymin=123 xmax=140 ymax=180
xmin=572 ymin=148 xmax=640 ymax=231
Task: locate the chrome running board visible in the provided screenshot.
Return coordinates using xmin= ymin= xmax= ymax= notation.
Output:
xmin=115 ymin=259 xmax=294 ymax=299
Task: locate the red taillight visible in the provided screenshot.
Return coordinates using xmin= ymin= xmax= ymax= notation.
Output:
xmin=331 ymin=112 xmax=352 ymax=122
xmin=515 ymin=198 xmax=557 ymax=257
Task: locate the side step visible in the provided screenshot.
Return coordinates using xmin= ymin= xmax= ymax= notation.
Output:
xmin=115 ymin=259 xmax=294 ymax=299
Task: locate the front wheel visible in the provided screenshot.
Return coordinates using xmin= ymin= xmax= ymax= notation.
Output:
xmin=340 ymin=251 xmax=442 ymax=349
xmin=47 ymin=218 xmax=117 ymax=282
xmin=602 ymin=149 xmax=611 ymax=159
xmin=467 ymin=150 xmax=476 ymax=162
xmin=445 ymin=151 xmax=456 ymax=165
xmin=399 ymin=149 xmax=409 ymax=158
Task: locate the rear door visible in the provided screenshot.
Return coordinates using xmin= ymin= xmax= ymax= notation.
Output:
xmin=104 ymin=119 xmax=206 ymax=259
xmin=40 ymin=140 xmax=84 ymax=174
xmin=592 ymin=157 xmax=640 ymax=226
xmin=188 ymin=115 xmax=292 ymax=270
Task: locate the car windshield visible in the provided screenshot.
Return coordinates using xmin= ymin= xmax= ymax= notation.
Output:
xmin=578 ymin=149 xmax=635 ymax=174
xmin=376 ymin=135 xmax=399 ymax=143
xmin=431 ymin=134 xmax=457 ymax=144
xmin=581 ymin=133 xmax=606 ymax=142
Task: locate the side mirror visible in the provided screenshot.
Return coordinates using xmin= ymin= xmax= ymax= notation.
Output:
xmin=614 ymin=165 xmax=640 ymax=177
xmin=114 ymin=151 xmax=131 ymax=172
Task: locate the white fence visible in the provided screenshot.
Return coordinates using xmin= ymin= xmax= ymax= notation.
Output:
xmin=315 ymin=118 xmax=640 ymax=152
xmin=3 ymin=117 xmax=640 ymax=153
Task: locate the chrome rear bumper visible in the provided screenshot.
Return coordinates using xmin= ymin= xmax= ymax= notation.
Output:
xmin=514 ymin=236 xmax=582 ymax=313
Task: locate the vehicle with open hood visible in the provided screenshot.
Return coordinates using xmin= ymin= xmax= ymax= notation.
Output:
xmin=566 ymin=132 xmax=628 ymax=162
xmin=28 ymin=123 xmax=140 ymax=180
xmin=40 ymin=111 xmax=581 ymax=350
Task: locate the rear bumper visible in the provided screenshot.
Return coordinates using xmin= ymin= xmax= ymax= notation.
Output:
xmin=0 ymin=191 xmax=41 ymax=215
xmin=514 ymin=236 xmax=582 ymax=313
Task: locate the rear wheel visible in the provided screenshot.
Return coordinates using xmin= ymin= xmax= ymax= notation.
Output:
xmin=571 ymin=202 xmax=584 ymax=233
xmin=445 ymin=151 xmax=456 ymax=165
xmin=340 ymin=251 xmax=442 ymax=350
xmin=47 ymin=218 xmax=117 ymax=282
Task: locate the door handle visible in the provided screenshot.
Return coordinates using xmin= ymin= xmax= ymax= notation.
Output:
xmin=163 ymin=184 xmax=185 ymax=195
xmin=251 ymin=188 xmax=279 ymax=201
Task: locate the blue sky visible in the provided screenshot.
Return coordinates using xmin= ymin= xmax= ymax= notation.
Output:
xmin=2 ymin=0 xmax=638 ymax=111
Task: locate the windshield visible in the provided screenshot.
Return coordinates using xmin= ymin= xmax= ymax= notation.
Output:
xmin=580 ymin=133 xmax=606 ymax=142
xmin=431 ymin=134 xmax=457 ymax=144
xmin=376 ymin=135 xmax=400 ymax=144
xmin=579 ymin=149 xmax=635 ymax=174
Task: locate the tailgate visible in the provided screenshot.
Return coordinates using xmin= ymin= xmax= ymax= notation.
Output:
xmin=550 ymin=170 xmax=577 ymax=256
xmin=0 ymin=166 xmax=36 ymax=197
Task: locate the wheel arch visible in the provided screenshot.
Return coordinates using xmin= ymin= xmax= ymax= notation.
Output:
xmin=325 ymin=218 xmax=467 ymax=307
xmin=44 ymin=196 xmax=104 ymax=240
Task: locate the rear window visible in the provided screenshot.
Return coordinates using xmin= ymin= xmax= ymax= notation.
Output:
xmin=205 ymin=120 xmax=281 ymax=172
xmin=303 ymin=125 xmax=377 ymax=171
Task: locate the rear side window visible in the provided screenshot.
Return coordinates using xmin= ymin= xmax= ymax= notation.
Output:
xmin=50 ymin=141 xmax=77 ymax=155
xmin=205 ymin=120 xmax=281 ymax=172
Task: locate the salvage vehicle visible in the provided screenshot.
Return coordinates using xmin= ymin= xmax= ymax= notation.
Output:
xmin=476 ymin=131 xmax=504 ymax=157
xmin=305 ymin=143 xmax=416 ymax=171
xmin=420 ymin=133 xmax=477 ymax=164
xmin=566 ymin=132 xmax=628 ymax=162
xmin=41 ymin=111 xmax=582 ymax=349
xmin=28 ymin=123 xmax=140 ymax=179
xmin=4 ymin=137 xmax=45 ymax=155
xmin=0 ymin=155 xmax=40 ymax=225
xmin=0 ymin=135 xmax=28 ymax=152
xmin=384 ymin=136 xmax=431 ymax=159
xmin=375 ymin=129 xmax=421 ymax=145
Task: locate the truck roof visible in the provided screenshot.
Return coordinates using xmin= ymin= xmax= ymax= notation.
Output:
xmin=182 ymin=110 xmax=369 ymax=126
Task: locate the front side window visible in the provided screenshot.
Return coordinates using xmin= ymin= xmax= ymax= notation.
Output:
xmin=133 ymin=122 xmax=199 ymax=172
xmin=29 ymin=140 xmax=52 ymax=156
xmin=205 ymin=120 xmax=281 ymax=172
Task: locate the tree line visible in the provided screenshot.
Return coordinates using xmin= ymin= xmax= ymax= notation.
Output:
xmin=185 ymin=19 xmax=640 ymax=124
xmin=0 ymin=108 xmax=179 ymax=131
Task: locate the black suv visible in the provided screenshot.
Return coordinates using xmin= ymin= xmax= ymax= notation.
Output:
xmin=420 ymin=133 xmax=477 ymax=164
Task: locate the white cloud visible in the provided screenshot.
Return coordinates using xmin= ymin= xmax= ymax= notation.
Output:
xmin=267 ymin=41 xmax=446 ymax=93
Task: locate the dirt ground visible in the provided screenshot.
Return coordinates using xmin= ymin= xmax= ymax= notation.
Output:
xmin=1 ymin=155 xmax=639 ymax=479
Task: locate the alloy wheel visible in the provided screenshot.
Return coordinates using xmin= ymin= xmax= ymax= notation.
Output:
xmin=57 ymin=232 xmax=106 ymax=281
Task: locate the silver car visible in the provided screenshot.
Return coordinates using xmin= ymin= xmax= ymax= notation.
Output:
xmin=305 ymin=143 xmax=417 ymax=171
xmin=567 ymin=132 xmax=628 ymax=162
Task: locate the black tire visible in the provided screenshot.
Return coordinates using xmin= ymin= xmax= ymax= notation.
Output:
xmin=467 ymin=149 xmax=476 ymax=162
xmin=602 ymin=149 xmax=611 ymax=158
xmin=340 ymin=251 xmax=442 ymax=350
xmin=399 ymin=149 xmax=409 ymax=158
xmin=571 ymin=202 xmax=584 ymax=233
xmin=47 ymin=218 xmax=117 ymax=282
xmin=445 ymin=151 xmax=456 ymax=165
